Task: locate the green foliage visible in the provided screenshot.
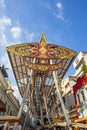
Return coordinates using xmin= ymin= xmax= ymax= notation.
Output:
xmin=53 ymin=92 xmax=57 ymax=98
xmin=35 ymin=120 xmax=41 ymax=126
xmin=81 ymin=59 xmax=87 ymax=73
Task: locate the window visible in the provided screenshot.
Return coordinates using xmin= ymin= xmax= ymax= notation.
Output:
xmin=81 ymin=90 xmax=85 ymax=100
xmin=10 ymin=110 xmax=12 ymax=116
xmin=7 ymin=105 xmax=10 ymax=115
xmin=77 ymin=94 xmax=80 ymax=103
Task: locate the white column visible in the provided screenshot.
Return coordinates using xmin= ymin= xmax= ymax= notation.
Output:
xmin=83 ymin=87 xmax=87 ymax=100
xmin=80 ymin=93 xmax=83 ymax=103
xmin=43 ymin=95 xmax=51 ymax=124
xmin=23 ymin=103 xmax=30 ymax=130
xmin=50 ymin=59 xmax=72 ymax=130
xmin=76 ymin=92 xmax=79 ymax=104
xmin=18 ymin=58 xmax=35 ymax=118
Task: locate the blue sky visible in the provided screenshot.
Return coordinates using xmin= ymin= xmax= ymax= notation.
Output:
xmin=0 ymin=0 xmax=87 ymax=100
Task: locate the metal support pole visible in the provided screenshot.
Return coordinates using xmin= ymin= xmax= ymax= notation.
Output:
xmin=43 ymin=95 xmax=51 ymax=125
xmin=50 ymin=59 xmax=72 ymax=130
xmin=40 ymin=103 xmax=44 ymax=125
xmin=13 ymin=58 xmax=36 ymax=130
xmin=22 ymin=102 xmax=30 ymax=130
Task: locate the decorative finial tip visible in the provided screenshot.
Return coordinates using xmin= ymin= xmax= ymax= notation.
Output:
xmin=39 ymin=32 xmax=47 ymax=45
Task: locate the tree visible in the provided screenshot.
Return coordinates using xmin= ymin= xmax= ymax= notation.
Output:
xmin=81 ymin=59 xmax=87 ymax=74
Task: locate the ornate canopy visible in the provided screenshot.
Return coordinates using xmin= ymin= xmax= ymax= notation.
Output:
xmin=6 ymin=33 xmax=76 ymax=72
xmin=6 ymin=33 xmax=77 ymax=119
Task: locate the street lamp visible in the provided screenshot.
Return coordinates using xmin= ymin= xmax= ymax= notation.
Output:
xmin=5 ymin=79 xmax=14 ymax=94
xmin=0 ymin=78 xmax=14 ymax=94
xmin=5 ymin=86 xmax=14 ymax=94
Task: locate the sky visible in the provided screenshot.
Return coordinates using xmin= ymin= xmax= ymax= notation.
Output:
xmin=0 ymin=0 xmax=87 ymax=101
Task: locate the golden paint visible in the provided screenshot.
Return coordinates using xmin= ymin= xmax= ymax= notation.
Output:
xmin=39 ymin=33 xmax=47 ymax=46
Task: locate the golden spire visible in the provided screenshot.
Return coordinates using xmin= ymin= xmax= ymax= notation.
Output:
xmin=39 ymin=32 xmax=47 ymax=46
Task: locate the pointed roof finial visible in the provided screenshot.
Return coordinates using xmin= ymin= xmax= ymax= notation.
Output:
xmin=39 ymin=32 xmax=47 ymax=46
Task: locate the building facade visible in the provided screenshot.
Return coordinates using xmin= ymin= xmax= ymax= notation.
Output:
xmin=61 ymin=52 xmax=87 ymax=118
xmin=73 ymin=52 xmax=87 ymax=105
xmin=0 ymin=65 xmax=20 ymax=116
xmin=61 ymin=77 xmax=76 ymax=111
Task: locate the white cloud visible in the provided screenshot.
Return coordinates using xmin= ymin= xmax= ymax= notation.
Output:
xmin=0 ymin=0 xmax=6 ymax=7
xmin=56 ymin=2 xmax=63 ymax=10
xmin=0 ymin=32 xmax=8 ymax=45
xmin=28 ymin=32 xmax=34 ymax=42
xmin=0 ymin=17 xmax=34 ymax=47
xmin=53 ymin=11 xmax=64 ymax=21
xmin=0 ymin=16 xmax=11 ymax=46
xmin=45 ymin=2 xmax=64 ymax=21
xmin=0 ymin=53 xmax=11 ymax=69
xmin=0 ymin=16 xmax=11 ymax=27
xmin=11 ymin=26 xmax=22 ymax=39
xmin=25 ymin=32 xmax=35 ymax=42
xmin=53 ymin=2 xmax=65 ymax=21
